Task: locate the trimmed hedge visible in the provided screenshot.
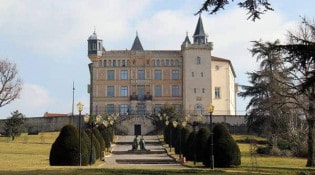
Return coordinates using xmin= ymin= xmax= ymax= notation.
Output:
xmin=84 ymin=129 xmax=97 ymax=164
xmin=203 ymin=124 xmax=241 ymax=167
xmin=98 ymin=125 xmax=111 ymax=151
xmin=93 ymin=127 xmax=105 ymax=159
xmin=49 ymin=125 xmax=81 ymax=166
xmin=196 ymin=127 xmax=210 ymax=162
xmin=183 ymin=130 xmax=197 ymax=161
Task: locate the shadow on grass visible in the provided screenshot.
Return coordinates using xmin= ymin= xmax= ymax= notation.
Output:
xmin=0 ymin=168 xmax=224 ymax=175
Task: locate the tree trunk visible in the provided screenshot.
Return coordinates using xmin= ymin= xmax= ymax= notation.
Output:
xmin=306 ymin=119 xmax=315 ymax=167
xmin=306 ymin=91 xmax=315 ymax=167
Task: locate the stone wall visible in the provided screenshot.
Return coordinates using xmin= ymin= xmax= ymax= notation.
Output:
xmin=0 ymin=116 xmax=83 ymax=134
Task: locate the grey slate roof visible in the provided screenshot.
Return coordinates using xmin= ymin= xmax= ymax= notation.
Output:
xmin=193 ymin=15 xmax=206 ymax=37
xmin=131 ymin=34 xmax=144 ymax=51
xmin=183 ymin=34 xmax=191 ymax=44
xmin=88 ymin=32 xmax=98 ymax=40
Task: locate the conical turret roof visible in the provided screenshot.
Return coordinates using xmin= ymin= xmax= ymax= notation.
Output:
xmin=193 ymin=15 xmax=206 ymax=38
xmin=131 ymin=32 xmax=144 ymax=51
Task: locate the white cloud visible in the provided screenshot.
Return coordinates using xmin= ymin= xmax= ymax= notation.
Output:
xmin=0 ymin=84 xmax=60 ymax=118
xmin=0 ymin=0 xmax=152 ymax=60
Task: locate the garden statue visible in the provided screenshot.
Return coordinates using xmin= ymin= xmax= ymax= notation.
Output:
xmin=139 ymin=136 xmax=146 ymax=151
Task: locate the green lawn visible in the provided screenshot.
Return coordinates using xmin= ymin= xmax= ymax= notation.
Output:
xmin=0 ymin=133 xmax=314 ymax=175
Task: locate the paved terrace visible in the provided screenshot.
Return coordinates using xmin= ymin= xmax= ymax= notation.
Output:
xmin=100 ymin=135 xmax=185 ymax=169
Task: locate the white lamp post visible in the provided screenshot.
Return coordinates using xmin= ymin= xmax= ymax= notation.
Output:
xmin=207 ymin=104 xmax=215 ymax=170
xmin=76 ymin=102 xmax=83 ymax=166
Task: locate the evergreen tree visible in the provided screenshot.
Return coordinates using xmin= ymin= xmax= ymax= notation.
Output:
xmin=50 ymin=125 xmax=80 ymax=166
xmin=4 ymin=110 xmax=25 ymax=141
xmin=196 ymin=127 xmax=210 ymax=162
xmin=93 ymin=127 xmax=105 ymax=159
xmin=84 ymin=129 xmax=97 ymax=164
xmin=204 ymin=124 xmax=241 ymax=167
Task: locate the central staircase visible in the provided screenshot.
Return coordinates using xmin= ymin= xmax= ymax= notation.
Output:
xmin=110 ymin=135 xmax=178 ymax=165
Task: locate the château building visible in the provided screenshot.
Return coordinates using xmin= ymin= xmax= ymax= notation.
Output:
xmin=87 ymin=15 xmax=237 ymax=122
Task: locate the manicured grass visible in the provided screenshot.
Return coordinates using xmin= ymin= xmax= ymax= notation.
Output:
xmin=0 ymin=133 xmax=314 ymax=175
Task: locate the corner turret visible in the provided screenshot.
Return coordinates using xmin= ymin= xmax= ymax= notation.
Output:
xmin=87 ymin=30 xmax=103 ymax=59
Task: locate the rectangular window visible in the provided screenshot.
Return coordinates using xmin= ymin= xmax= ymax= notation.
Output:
xmin=194 ymin=88 xmax=197 ymax=94
xmin=192 ymin=72 xmax=194 ymax=77
xmin=120 ymin=104 xmax=128 ymax=115
xmin=172 ymin=70 xmax=179 ymax=80
xmin=154 ymin=70 xmax=162 ymax=80
xmin=122 ymin=60 xmax=126 ymax=67
xmin=107 ymin=86 xmax=115 ymax=97
xmin=120 ymin=86 xmax=128 ymax=97
xmin=196 ymin=57 xmax=201 ymax=64
xmin=120 ymin=70 xmax=128 ymax=80
xmin=137 ymin=86 xmax=145 ymax=100
xmin=137 ymin=104 xmax=146 ymax=115
xmin=172 ymin=85 xmax=180 ymax=97
xmin=103 ymin=60 xmax=107 ymax=67
xmin=107 ymin=70 xmax=115 ymax=80
xmin=215 ymin=87 xmax=221 ymax=99
xmin=154 ymin=85 xmax=162 ymax=97
xmin=138 ymin=70 xmax=145 ymax=80
xmin=202 ymin=88 xmax=205 ymax=93
xmin=155 ymin=60 xmax=161 ymax=66
xmin=113 ymin=60 xmax=117 ymax=67
xmin=107 ymin=104 xmax=115 ymax=114
xmin=165 ymin=59 xmax=170 ymax=66
xmin=201 ymin=72 xmax=204 ymax=77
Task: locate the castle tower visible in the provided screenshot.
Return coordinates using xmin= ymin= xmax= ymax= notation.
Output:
xmin=87 ymin=30 xmax=103 ymax=114
xmin=182 ymin=15 xmax=213 ymax=115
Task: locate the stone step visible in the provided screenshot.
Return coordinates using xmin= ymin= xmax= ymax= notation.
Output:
xmin=115 ymin=159 xmax=177 ymax=164
xmin=112 ymin=150 xmax=166 ymax=155
xmin=115 ymin=141 xmax=160 ymax=145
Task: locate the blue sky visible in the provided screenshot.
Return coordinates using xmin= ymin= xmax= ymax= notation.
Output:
xmin=0 ymin=0 xmax=314 ymax=119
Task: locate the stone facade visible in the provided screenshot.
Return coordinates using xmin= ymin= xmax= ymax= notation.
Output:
xmin=86 ymin=16 xmax=237 ymax=135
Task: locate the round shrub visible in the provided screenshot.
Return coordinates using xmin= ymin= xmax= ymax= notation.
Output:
xmin=49 ymin=125 xmax=80 ymax=166
xmin=174 ymin=126 xmax=190 ymax=155
xmin=85 ymin=129 xmax=98 ymax=164
xmin=80 ymin=130 xmax=90 ymax=166
xmin=196 ymin=127 xmax=210 ymax=162
xmin=164 ymin=125 xmax=170 ymax=144
xmin=93 ymin=127 xmax=105 ymax=159
xmin=98 ymin=125 xmax=111 ymax=152
xmin=183 ymin=130 xmax=197 ymax=161
xmin=203 ymin=124 xmax=241 ymax=167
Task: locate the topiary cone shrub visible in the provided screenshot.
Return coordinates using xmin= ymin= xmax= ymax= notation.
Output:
xmin=85 ymin=129 xmax=100 ymax=160
xmin=93 ymin=127 xmax=105 ymax=159
xmin=83 ymin=129 xmax=96 ymax=164
xmin=98 ymin=125 xmax=111 ymax=152
xmin=80 ymin=130 xmax=90 ymax=166
xmin=183 ymin=130 xmax=197 ymax=161
xmin=49 ymin=124 xmax=80 ymax=166
xmin=203 ymin=123 xmax=241 ymax=167
xmin=196 ymin=127 xmax=210 ymax=162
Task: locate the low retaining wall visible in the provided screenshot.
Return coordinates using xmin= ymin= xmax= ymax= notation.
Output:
xmin=0 ymin=115 xmax=247 ymax=134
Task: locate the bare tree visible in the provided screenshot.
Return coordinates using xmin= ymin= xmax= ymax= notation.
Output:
xmin=0 ymin=59 xmax=22 ymax=108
